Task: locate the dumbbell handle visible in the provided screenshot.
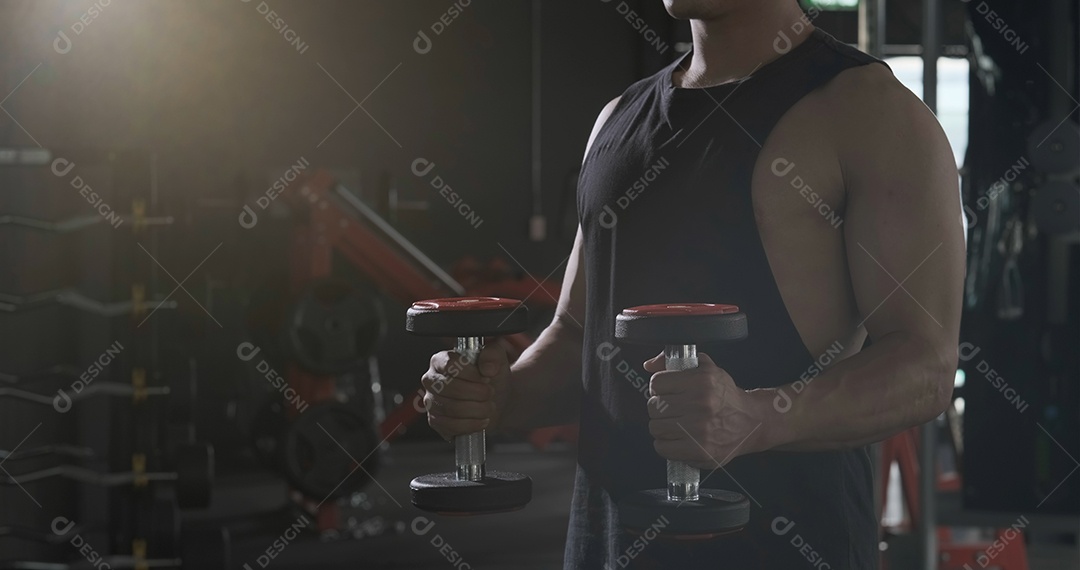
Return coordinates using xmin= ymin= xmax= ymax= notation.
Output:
xmin=665 ymin=344 xmax=700 ymax=502
xmin=455 ymin=336 xmax=485 ymax=481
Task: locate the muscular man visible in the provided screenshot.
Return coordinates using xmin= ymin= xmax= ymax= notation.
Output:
xmin=421 ymin=0 xmax=965 ymax=567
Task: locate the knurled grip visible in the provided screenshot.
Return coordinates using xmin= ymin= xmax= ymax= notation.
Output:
xmin=665 ymin=344 xmax=700 ymax=502
xmin=454 ymin=336 xmax=485 ymax=481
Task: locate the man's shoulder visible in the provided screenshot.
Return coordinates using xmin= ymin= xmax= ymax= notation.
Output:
xmin=807 ymin=61 xmax=949 ymax=168
xmin=816 ymin=62 xmax=939 ymax=136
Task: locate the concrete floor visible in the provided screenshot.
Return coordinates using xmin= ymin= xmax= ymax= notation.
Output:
xmin=227 ymin=440 xmax=578 ymax=570
xmin=216 ymin=440 xmax=1078 ymax=570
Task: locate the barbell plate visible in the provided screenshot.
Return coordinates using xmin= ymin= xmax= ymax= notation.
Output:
xmin=619 ymin=488 xmax=749 ymax=539
xmin=615 ymin=304 xmax=747 ymax=345
xmin=282 ymin=401 xmax=379 ymax=500
xmin=410 ymin=470 xmax=532 ymax=515
xmin=406 ymin=297 xmax=528 ymax=337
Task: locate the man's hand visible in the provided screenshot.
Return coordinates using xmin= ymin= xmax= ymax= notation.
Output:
xmin=421 ymin=342 xmax=512 ymax=441
xmin=644 ymin=352 xmax=764 ymax=470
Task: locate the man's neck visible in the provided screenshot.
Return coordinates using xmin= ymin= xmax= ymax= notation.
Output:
xmin=676 ymin=3 xmax=815 ymax=89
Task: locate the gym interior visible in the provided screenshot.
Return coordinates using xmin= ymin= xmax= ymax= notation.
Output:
xmin=0 ymin=1 xmax=1077 ymax=569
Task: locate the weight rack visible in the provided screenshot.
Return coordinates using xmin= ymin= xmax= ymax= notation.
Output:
xmin=0 ymin=148 xmax=225 ymax=569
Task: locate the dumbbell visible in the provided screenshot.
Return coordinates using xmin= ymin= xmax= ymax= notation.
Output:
xmin=614 ymin=303 xmax=751 ymax=539
xmin=406 ymin=297 xmax=532 ymax=515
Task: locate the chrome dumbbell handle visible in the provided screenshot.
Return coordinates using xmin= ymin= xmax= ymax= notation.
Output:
xmin=454 ymin=336 xmax=485 ymax=481
xmin=664 ymin=344 xmax=700 ymax=502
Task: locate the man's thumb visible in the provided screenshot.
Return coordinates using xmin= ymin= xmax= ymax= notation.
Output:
xmin=478 ymin=344 xmax=508 ymax=377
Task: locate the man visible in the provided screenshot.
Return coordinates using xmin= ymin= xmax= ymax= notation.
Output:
xmin=421 ymin=0 xmax=965 ymax=567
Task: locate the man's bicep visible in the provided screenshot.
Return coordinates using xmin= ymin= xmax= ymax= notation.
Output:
xmin=841 ymin=90 xmax=965 ymax=349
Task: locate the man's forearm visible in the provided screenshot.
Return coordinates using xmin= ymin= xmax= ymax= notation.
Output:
xmin=496 ymin=316 xmax=584 ymax=432
xmin=751 ymin=331 xmax=955 ymax=452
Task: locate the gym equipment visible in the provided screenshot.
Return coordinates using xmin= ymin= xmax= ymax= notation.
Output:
xmin=0 ymin=442 xmax=214 ymax=509
xmin=1032 ymin=181 xmax=1080 ymax=235
xmin=284 ymin=278 xmax=385 ymax=375
xmin=0 ymin=445 xmax=93 ymax=462
xmin=0 ymin=383 xmax=170 ymax=406
xmin=614 ymin=303 xmax=751 ymax=538
xmin=0 ymin=212 xmax=174 ymax=232
xmin=405 ymin=297 xmax=532 ymax=514
xmin=0 ymin=287 xmax=177 ymax=316
xmin=1027 ymin=120 xmax=1080 ymax=175
xmin=281 ymin=401 xmax=380 ymax=500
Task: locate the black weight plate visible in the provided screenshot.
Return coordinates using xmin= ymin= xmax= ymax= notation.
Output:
xmin=283 ymin=401 xmax=379 ymax=500
xmin=1027 ymin=120 xmax=1079 ymax=175
xmin=286 ymin=279 xmax=386 ymax=375
xmin=174 ymin=443 xmax=214 ymax=510
xmin=406 ymin=297 xmax=528 ymax=337
xmin=410 ymin=470 xmax=531 ymax=514
xmin=619 ymin=488 xmax=749 ymax=538
xmin=168 ymin=358 xmax=197 ymax=426
xmin=1032 ymin=181 xmax=1080 ymax=235
xmin=147 ymin=497 xmax=181 ymax=557
xmin=180 ymin=527 xmax=231 ymax=570
xmin=615 ymin=305 xmax=747 ymax=345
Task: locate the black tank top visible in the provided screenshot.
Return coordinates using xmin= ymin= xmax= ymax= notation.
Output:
xmin=569 ymin=29 xmax=885 ymax=569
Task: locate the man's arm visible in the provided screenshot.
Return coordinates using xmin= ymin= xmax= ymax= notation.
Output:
xmin=496 ymin=97 xmax=622 ymax=431
xmin=752 ymin=66 xmax=966 ymax=452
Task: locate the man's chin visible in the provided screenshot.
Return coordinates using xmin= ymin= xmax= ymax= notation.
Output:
xmin=662 ymin=0 xmax=735 ymax=20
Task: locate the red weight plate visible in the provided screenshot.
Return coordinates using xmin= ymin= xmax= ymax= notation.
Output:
xmin=411 ymin=297 xmax=521 ymax=312
xmin=621 ymin=303 xmax=739 ymax=317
